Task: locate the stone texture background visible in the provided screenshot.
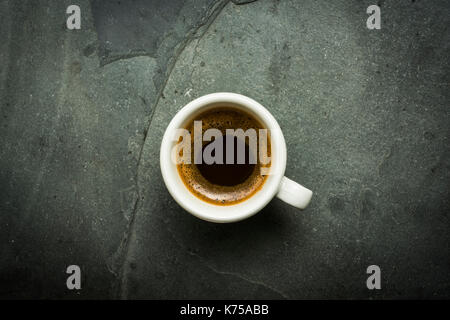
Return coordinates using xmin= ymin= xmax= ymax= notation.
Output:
xmin=0 ymin=0 xmax=449 ymax=299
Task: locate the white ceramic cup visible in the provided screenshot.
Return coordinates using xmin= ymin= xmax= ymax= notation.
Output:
xmin=160 ymin=92 xmax=312 ymax=223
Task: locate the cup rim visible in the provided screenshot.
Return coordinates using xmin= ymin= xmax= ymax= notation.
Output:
xmin=160 ymin=92 xmax=287 ymax=223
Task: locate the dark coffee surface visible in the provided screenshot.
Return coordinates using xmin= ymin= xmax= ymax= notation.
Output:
xmin=177 ymin=107 xmax=271 ymax=205
xmin=196 ymin=135 xmax=256 ymax=186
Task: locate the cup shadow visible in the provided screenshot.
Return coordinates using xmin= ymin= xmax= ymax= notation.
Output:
xmin=170 ymin=198 xmax=307 ymax=260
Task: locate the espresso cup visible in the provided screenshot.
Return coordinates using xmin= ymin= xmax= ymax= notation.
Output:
xmin=160 ymin=92 xmax=312 ymax=223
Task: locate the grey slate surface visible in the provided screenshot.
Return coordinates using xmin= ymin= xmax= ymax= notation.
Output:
xmin=0 ymin=0 xmax=449 ymax=299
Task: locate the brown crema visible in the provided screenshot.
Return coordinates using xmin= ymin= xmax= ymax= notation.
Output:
xmin=176 ymin=107 xmax=271 ymax=205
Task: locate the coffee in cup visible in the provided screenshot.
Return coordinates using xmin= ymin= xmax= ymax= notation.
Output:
xmin=175 ymin=107 xmax=271 ymax=205
xmin=160 ymin=93 xmax=312 ymax=223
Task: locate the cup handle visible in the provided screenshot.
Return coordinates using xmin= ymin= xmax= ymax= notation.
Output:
xmin=276 ymin=176 xmax=313 ymax=209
